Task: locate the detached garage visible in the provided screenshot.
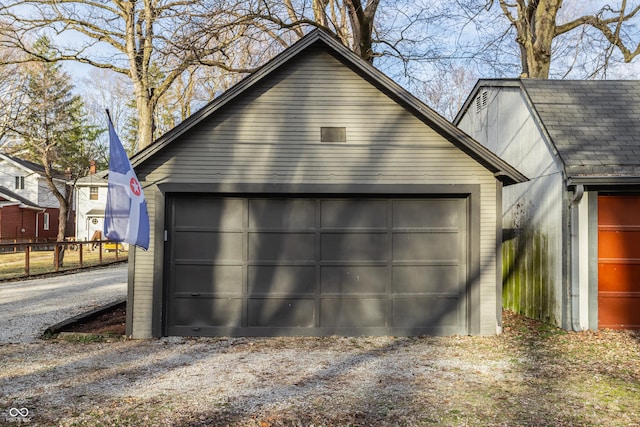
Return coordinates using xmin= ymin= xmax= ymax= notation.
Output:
xmin=126 ymin=30 xmax=525 ymax=338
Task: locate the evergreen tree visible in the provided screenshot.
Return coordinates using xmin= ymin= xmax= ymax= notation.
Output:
xmin=10 ymin=35 xmax=101 ymax=246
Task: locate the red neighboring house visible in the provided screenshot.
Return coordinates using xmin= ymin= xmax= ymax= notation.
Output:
xmin=0 ymin=153 xmax=67 ymax=243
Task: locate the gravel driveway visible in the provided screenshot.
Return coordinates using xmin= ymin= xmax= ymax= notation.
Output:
xmin=0 ymin=264 xmax=127 ymax=344
xmin=1 ymin=267 xmax=639 ymax=426
xmin=1 ymin=312 xmax=639 ymax=426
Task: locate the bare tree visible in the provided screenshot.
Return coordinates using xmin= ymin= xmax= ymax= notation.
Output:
xmin=0 ymin=63 xmax=23 ymax=148
xmin=1 ymin=0 xmax=475 ymax=134
xmin=250 ymin=0 xmax=448 ymax=70
xmin=0 ymin=0 xmax=260 ymax=150
xmin=419 ymin=65 xmax=478 ymax=121
xmin=475 ymin=0 xmax=640 ymax=78
xmin=80 ymin=68 xmax=134 ymax=163
xmin=0 ymin=22 xmax=26 ymax=149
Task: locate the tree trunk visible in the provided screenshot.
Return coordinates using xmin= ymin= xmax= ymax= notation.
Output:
xmin=41 ymin=156 xmax=70 ymax=266
xmin=529 ymin=0 xmax=561 ymax=78
xmin=345 ymin=0 xmax=380 ymax=63
xmin=56 ymin=202 xmax=67 ymax=267
xmin=312 ymin=0 xmax=328 ymax=26
xmin=134 ymin=84 xmax=156 ymax=150
xmin=123 ymin=0 xmax=156 ymax=151
xmin=505 ymin=0 xmax=563 ymax=78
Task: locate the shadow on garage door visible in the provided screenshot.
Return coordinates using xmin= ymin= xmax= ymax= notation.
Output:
xmin=163 ymin=195 xmax=470 ymax=336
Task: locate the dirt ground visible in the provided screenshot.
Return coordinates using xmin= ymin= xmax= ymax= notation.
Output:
xmin=2 ymin=311 xmax=639 ymax=427
xmin=62 ymin=303 xmax=127 ymax=335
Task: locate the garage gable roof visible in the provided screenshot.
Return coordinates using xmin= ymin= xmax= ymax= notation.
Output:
xmin=522 ymin=79 xmax=640 ymax=180
xmin=132 ymin=29 xmax=526 ymax=185
xmin=458 ymin=79 xmax=640 ymax=183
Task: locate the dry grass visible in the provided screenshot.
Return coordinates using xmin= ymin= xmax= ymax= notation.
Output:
xmin=0 ymin=248 xmax=127 ymax=280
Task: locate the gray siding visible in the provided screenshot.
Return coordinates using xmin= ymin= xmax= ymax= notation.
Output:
xmin=131 ymin=47 xmax=501 ymax=337
xmin=458 ymin=86 xmax=564 ymax=326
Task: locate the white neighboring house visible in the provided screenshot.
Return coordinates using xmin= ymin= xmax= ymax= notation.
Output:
xmin=0 ymin=153 xmax=67 ymax=242
xmin=74 ymin=162 xmax=108 ymax=242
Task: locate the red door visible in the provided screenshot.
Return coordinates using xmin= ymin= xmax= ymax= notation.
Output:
xmin=598 ymin=195 xmax=640 ymax=329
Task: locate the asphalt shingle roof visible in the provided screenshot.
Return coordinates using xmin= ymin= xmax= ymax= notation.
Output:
xmin=76 ymin=171 xmax=108 ymax=185
xmin=521 ymin=79 xmax=640 ymax=177
xmin=0 ymin=185 xmax=39 ymax=207
xmin=0 ymin=153 xmax=68 ymax=180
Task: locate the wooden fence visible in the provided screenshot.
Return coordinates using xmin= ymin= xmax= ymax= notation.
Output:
xmin=0 ymin=240 xmax=127 ymax=281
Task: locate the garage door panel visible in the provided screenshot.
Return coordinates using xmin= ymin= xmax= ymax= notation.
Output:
xmin=598 ymin=196 xmax=640 ymax=225
xmin=320 ymin=233 xmax=389 ymax=261
xmin=248 ymin=298 xmax=315 ymax=327
xmin=599 ymin=230 xmax=640 ymax=258
xmin=248 ymin=266 xmax=316 ymax=294
xmin=598 ymin=295 xmax=640 ymax=329
xmin=320 ymin=200 xmax=387 ymax=229
xmin=320 ymin=266 xmax=387 ymax=294
xmin=393 ymin=199 xmax=462 ymax=228
xmin=392 ymin=232 xmax=459 ymax=261
xmin=392 ymin=266 xmax=460 ymax=294
xmin=173 ymin=264 xmax=243 ymax=294
xmin=249 ymin=199 xmax=316 ymax=229
xmin=393 ymin=297 xmax=460 ymax=328
xmin=249 ymin=232 xmax=315 ymax=261
xmin=175 ymin=198 xmax=243 ymax=228
xmin=320 ymin=298 xmax=386 ymax=327
xmin=599 ymin=262 xmax=640 ymax=292
xmin=171 ymin=297 xmax=242 ymax=327
xmin=175 ymin=231 xmax=243 ymax=260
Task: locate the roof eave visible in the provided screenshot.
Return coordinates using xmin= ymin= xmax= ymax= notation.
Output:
xmin=568 ymin=176 xmax=640 ymax=186
xmin=20 ymin=204 xmax=46 ymax=211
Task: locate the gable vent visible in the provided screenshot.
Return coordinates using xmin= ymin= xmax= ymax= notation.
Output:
xmin=321 ymin=127 xmax=346 ymax=143
xmin=475 ymin=90 xmax=488 ymax=113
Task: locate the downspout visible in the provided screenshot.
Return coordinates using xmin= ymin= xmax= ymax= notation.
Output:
xmin=570 ymin=184 xmax=584 ymax=331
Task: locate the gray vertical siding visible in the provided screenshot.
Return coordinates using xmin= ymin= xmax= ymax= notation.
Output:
xmin=131 ymin=47 xmax=502 ymax=337
xmin=458 ymin=86 xmax=564 ymax=326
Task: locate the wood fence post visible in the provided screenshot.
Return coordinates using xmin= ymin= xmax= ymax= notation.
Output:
xmin=25 ymin=246 xmax=30 ymax=276
xmin=79 ymin=243 xmax=83 ymax=268
xmin=54 ymin=245 xmax=60 ymax=272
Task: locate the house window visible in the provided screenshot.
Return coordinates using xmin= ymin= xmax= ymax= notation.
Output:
xmin=90 ymin=186 xmax=99 ymax=200
xmin=43 ymin=213 xmax=50 ymax=231
xmin=15 ymin=176 xmax=24 ymax=190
